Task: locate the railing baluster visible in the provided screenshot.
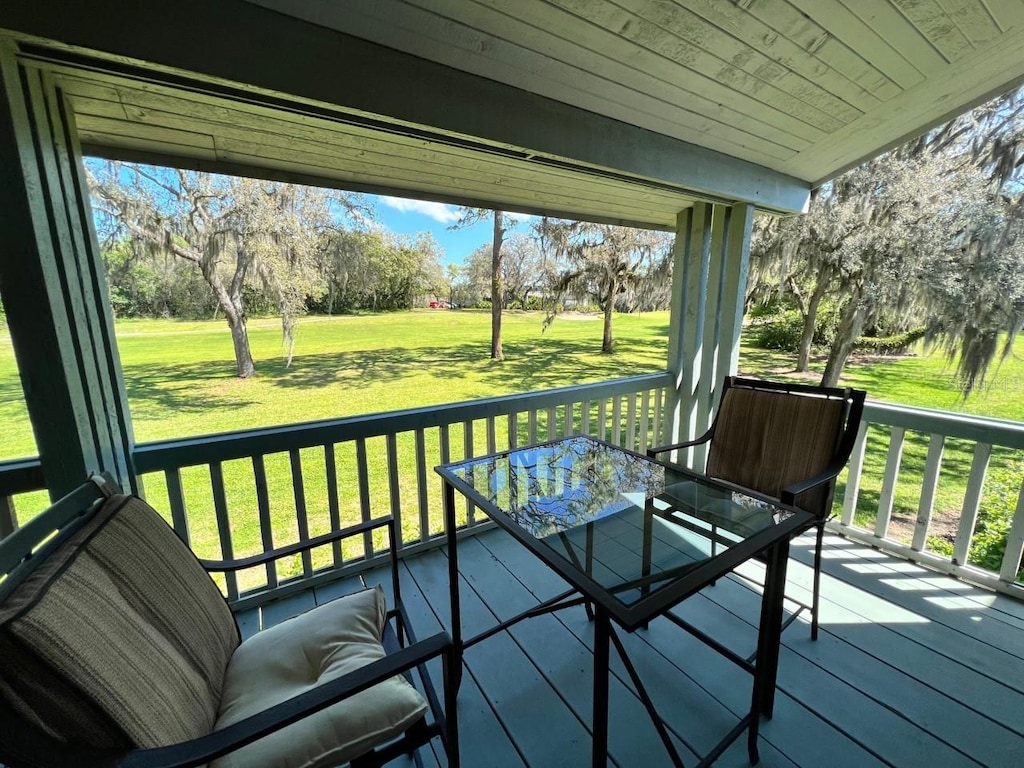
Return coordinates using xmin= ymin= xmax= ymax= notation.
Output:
xmin=999 ymin=477 xmax=1024 ymax=583
xmin=639 ymin=390 xmax=650 ymax=451
xmin=841 ymin=421 xmax=869 ymax=526
xmin=508 ymin=412 xmax=518 ymax=450
xmin=953 ymin=442 xmax=992 ymax=566
xmin=251 ymin=455 xmax=278 ymax=589
xmin=582 ymin=399 xmax=591 ymax=436
xmin=386 ymin=434 xmax=402 ymax=550
xmin=209 ymin=462 xmax=239 ymax=602
xmin=622 ymin=397 xmax=630 ymax=450
xmin=611 ymin=396 xmax=622 ymax=446
xmin=528 ymin=409 xmax=538 ymax=444
xmin=911 ymin=434 xmax=945 ymax=552
xmin=324 ymin=443 xmax=342 ymax=564
xmin=355 ymin=439 xmax=373 ymax=561
xmin=486 ymin=415 xmax=497 ymax=454
xmin=415 ymin=428 xmax=429 ymax=542
xmin=874 ymin=426 xmax=906 ymax=539
xmin=464 ymin=421 xmax=475 ymax=525
xmin=439 ymin=424 xmax=453 ymax=531
xmin=653 ymin=387 xmax=664 ymax=445
xmin=289 ymin=450 xmax=313 ymax=577
xmin=547 ymin=406 xmax=557 ymax=440
xmin=598 ymin=398 xmax=608 ymax=441
xmin=0 ymin=496 xmax=16 ymax=538
xmin=164 ymin=468 xmax=190 ymax=545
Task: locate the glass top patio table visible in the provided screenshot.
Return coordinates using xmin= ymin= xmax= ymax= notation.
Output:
xmin=438 ymin=434 xmax=812 ymax=629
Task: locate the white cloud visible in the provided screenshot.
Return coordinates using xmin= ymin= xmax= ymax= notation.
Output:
xmin=505 ymin=211 xmax=535 ymax=225
xmin=380 ymin=196 xmax=461 ymax=224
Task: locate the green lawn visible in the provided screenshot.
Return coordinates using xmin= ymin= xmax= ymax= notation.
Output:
xmin=2 ymin=310 xmax=1021 ymax=582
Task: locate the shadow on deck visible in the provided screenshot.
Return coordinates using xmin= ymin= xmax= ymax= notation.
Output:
xmin=240 ymin=529 xmax=1024 ymax=768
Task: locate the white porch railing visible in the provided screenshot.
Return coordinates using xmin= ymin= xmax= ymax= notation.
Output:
xmin=129 ymin=373 xmax=670 ymax=608
xmin=3 ymin=378 xmax=1023 ymax=604
xmin=834 ymin=400 xmax=1024 ymax=598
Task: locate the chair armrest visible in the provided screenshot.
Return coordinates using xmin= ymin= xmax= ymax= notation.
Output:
xmin=779 ymin=460 xmax=845 ymax=509
xmin=200 ymin=517 xmax=396 ymax=572
xmin=646 ymin=431 xmax=712 ymax=459
xmin=116 ymin=631 xmax=454 ymax=768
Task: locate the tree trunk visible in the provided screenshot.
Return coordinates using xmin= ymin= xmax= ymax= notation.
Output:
xmin=228 ymin=313 xmax=256 ymax=378
xmin=601 ymin=279 xmax=618 ymax=354
xmin=200 ymin=258 xmax=257 ymax=378
xmin=797 ymin=282 xmax=829 ymax=372
xmin=491 ymin=211 xmax=505 ymax=361
xmin=820 ymin=297 xmax=867 ymax=387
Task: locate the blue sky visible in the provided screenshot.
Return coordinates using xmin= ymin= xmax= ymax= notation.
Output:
xmin=371 ymin=194 xmax=531 ymax=267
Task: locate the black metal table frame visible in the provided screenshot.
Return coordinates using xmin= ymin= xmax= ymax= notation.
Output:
xmin=438 ymin=437 xmax=812 ymax=768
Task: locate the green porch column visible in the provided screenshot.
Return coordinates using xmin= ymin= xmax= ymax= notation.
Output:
xmin=0 ymin=47 xmax=134 ymax=499
xmin=665 ymin=201 xmax=754 ymax=467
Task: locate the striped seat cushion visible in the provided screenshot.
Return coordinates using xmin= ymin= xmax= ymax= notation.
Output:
xmin=706 ymin=387 xmax=845 ymax=517
xmin=0 ymin=493 xmax=239 ymax=749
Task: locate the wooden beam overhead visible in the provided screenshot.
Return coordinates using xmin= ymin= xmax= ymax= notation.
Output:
xmin=0 ymin=0 xmax=811 ymax=219
xmin=2 ymin=0 xmax=1022 ymax=219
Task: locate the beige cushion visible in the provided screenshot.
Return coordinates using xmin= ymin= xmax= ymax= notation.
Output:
xmin=706 ymin=386 xmax=845 ymax=517
xmin=211 ymin=585 xmax=428 ymax=768
xmin=0 ymin=493 xmax=238 ymax=749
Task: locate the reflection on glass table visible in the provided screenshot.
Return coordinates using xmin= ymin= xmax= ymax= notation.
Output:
xmin=437 ymin=435 xmax=812 ymax=768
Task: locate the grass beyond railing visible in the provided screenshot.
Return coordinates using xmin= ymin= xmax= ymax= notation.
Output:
xmin=4 ymin=379 xmax=1024 ymax=603
xmin=130 ymin=374 xmax=671 ymax=607
xmin=833 ymin=400 xmax=1024 ymax=595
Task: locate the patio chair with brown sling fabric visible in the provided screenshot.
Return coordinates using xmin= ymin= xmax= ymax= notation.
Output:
xmin=648 ymin=376 xmax=866 ymax=640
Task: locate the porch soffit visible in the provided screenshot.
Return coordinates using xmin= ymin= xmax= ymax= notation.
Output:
xmin=3 ymin=1 xmax=1024 ymax=226
xmin=250 ymin=0 xmax=1024 ymax=187
xmin=0 ymin=0 xmax=809 ymax=229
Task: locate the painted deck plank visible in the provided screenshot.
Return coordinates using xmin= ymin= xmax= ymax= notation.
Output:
xmin=316 ymin=567 xmax=522 ymax=768
xmin=476 ymin=528 xmax=857 ymax=768
xmin=245 ymin=526 xmax=1024 ymax=767
xmin=686 ymin=576 xmax=1004 ymax=766
xmin=792 ymin=538 xmax=1024 ymax=674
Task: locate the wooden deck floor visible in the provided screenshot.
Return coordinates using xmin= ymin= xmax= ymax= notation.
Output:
xmin=242 ymin=527 xmax=1024 ymax=768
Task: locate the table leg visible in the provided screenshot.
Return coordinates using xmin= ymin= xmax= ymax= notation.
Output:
xmin=444 ymin=480 xmax=463 ymax=691
xmin=592 ymin=607 xmax=611 ymax=768
xmin=747 ymin=539 xmax=790 ymax=763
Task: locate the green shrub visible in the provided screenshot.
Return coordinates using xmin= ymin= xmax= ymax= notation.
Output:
xmin=747 ymin=296 xmax=788 ymax=319
xmin=970 ymin=460 xmax=1023 ymax=576
xmin=750 ymin=303 xmax=843 ymax=353
xmin=927 ymin=459 xmax=1023 ymax=579
xmin=752 ymin=310 xmax=803 ymax=350
xmin=855 ymin=327 xmax=927 ymax=354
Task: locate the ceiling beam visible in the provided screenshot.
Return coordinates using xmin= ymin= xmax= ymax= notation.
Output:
xmin=0 ymin=0 xmax=810 ymax=214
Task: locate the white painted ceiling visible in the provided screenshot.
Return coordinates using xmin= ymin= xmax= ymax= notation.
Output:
xmin=249 ymin=0 xmax=1024 ymax=185
xmin=6 ymin=1 xmax=1024 ymax=226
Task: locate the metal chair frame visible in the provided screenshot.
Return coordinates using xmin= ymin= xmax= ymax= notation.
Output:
xmin=649 ymin=376 xmax=866 ymax=640
xmin=0 ymin=475 xmax=459 ymax=768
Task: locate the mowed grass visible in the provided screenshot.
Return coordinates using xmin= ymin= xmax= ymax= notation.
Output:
xmin=2 ymin=311 xmax=1022 ymax=584
xmin=1 ymin=310 xmax=672 ymax=587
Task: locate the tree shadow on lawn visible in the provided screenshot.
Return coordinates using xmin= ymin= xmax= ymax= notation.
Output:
xmin=122 ymin=362 xmax=262 ymax=417
xmin=120 ymin=335 xmax=667 ymax=417
xmin=259 ymin=337 xmax=666 ymax=394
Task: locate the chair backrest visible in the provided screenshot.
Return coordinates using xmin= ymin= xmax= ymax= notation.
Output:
xmin=0 ymin=478 xmax=240 ymax=765
xmin=704 ymin=377 xmax=865 ymax=518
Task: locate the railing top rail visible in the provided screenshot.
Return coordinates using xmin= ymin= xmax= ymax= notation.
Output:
xmin=0 ymin=457 xmax=44 ymax=498
xmin=863 ymin=399 xmax=1024 ymax=449
xmin=133 ymin=372 xmax=673 ymax=472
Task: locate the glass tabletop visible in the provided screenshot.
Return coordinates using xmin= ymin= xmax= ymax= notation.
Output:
xmin=438 ymin=435 xmax=808 ymax=617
